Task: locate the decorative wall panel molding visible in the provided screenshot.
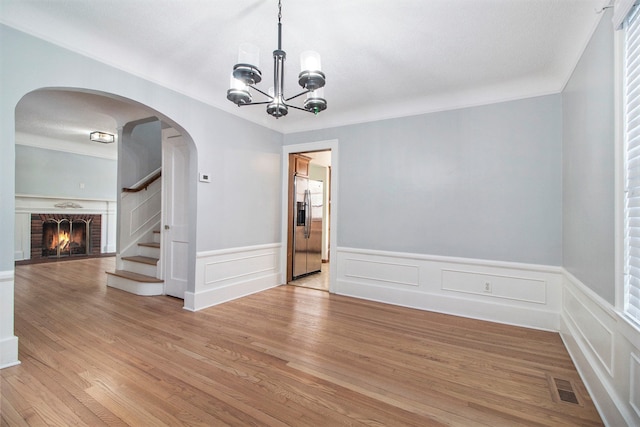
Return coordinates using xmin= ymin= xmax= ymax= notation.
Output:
xmin=189 ymin=244 xmax=281 ymax=311
xmin=335 ymin=247 xmax=562 ymax=331
xmin=344 ymin=258 xmax=420 ymax=287
xmin=561 ymin=270 xmax=640 ymax=427
xmin=129 ymin=188 xmax=161 ymax=236
xmin=631 ymin=353 xmax=640 ymax=419
xmin=562 ymin=285 xmax=614 ymax=375
xmin=442 ymin=269 xmax=547 ymax=304
xmin=119 ymin=179 xmax=161 ymax=258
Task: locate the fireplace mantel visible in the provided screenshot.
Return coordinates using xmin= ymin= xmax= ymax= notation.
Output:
xmin=15 ymin=195 xmax=116 ymax=261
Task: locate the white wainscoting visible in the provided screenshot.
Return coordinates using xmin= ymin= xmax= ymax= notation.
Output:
xmin=336 ymin=247 xmax=563 ymax=331
xmin=336 ymin=247 xmax=640 ymax=424
xmin=118 ymin=178 xmax=161 ymax=260
xmin=186 ymin=243 xmax=282 ymax=311
xmin=0 ymin=270 xmax=19 ymax=369
xmin=561 ymin=270 xmax=640 ymax=427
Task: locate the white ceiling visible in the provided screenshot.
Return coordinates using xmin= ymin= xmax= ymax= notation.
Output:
xmin=2 ymin=0 xmax=607 ymax=142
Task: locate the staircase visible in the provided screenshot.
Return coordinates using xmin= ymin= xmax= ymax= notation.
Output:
xmin=106 ymin=230 xmax=164 ymax=296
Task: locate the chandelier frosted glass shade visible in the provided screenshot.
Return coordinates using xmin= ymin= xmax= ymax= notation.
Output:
xmin=238 ymin=43 xmax=260 ymax=67
xmin=298 ymin=51 xmax=326 ymax=91
xmin=232 ymin=43 xmax=262 ymax=85
xmin=226 ymin=75 xmax=252 ymax=105
xmin=226 ymin=0 xmax=327 ymax=118
xmin=303 ymin=87 xmax=327 ymax=114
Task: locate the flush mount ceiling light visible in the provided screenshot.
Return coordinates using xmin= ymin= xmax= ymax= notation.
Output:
xmin=226 ymin=0 xmax=327 ymax=118
xmin=89 ymin=131 xmax=115 ymax=143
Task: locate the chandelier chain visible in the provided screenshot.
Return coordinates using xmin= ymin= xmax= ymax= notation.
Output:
xmin=278 ymin=0 xmax=282 ymax=23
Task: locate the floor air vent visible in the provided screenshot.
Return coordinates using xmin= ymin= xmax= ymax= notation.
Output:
xmin=547 ymin=375 xmax=582 ymax=406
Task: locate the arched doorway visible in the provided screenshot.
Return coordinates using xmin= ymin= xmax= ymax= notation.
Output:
xmin=14 ymin=88 xmax=196 ymax=302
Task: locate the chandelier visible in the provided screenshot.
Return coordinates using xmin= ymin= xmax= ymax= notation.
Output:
xmin=226 ymin=0 xmax=327 ymax=118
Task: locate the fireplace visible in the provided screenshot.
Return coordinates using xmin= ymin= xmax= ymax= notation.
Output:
xmin=41 ymin=218 xmax=90 ymax=257
xmin=31 ymin=214 xmax=101 ymax=260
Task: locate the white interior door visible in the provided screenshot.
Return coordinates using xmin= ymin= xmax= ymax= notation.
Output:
xmin=161 ymin=129 xmax=189 ymax=298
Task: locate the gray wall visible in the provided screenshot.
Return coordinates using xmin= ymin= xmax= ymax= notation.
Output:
xmin=1 ymin=23 xmax=282 ymax=273
xmin=121 ymin=119 xmax=162 ymax=188
xmin=201 ymin=117 xmax=282 ymax=249
xmin=285 ymin=95 xmax=563 ymax=266
xmin=15 ymin=145 xmax=117 ymax=200
xmin=562 ymin=13 xmax=615 ymax=303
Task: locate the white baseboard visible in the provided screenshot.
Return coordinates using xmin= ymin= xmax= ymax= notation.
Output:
xmin=335 ymin=247 xmax=563 ymax=331
xmin=185 ymin=273 xmax=280 ymax=312
xmin=561 ymin=270 xmax=640 ymax=426
xmin=0 ymin=336 xmax=20 ymax=369
xmin=188 ymin=243 xmax=282 ymax=311
xmin=0 ymin=270 xmax=19 ymax=370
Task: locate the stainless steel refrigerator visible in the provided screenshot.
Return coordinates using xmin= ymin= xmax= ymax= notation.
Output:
xmin=293 ymin=176 xmax=323 ymax=279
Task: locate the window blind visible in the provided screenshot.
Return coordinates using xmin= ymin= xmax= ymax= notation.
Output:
xmin=614 ymin=0 xmax=637 ymax=30
xmin=625 ymin=4 xmax=640 ymax=323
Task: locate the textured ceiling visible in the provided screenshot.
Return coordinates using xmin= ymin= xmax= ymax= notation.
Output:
xmin=2 ymin=0 xmax=606 ymax=141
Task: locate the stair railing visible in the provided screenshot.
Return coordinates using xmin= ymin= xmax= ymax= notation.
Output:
xmin=122 ymin=170 xmax=161 ymax=193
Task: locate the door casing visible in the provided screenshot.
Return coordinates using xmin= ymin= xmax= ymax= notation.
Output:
xmin=281 ymin=139 xmax=339 ymax=291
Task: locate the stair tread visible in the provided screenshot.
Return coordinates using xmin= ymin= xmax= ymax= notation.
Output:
xmin=122 ymin=255 xmax=158 ymax=265
xmin=138 ymin=242 xmax=160 ymax=248
xmin=106 ymin=270 xmax=163 ymax=283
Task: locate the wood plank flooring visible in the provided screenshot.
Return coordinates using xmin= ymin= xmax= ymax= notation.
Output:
xmin=2 ymin=258 xmax=603 ymax=426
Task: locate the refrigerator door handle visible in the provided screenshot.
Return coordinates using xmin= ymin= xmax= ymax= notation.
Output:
xmin=305 ymin=189 xmax=311 ymax=239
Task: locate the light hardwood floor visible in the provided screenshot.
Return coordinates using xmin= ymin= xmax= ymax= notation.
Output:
xmin=2 ymin=257 xmax=602 ymax=426
xmin=288 ymin=263 xmax=329 ymax=292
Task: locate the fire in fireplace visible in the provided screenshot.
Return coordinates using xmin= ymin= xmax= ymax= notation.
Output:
xmin=42 ymin=218 xmax=90 ymax=258
xmin=30 ymin=214 xmax=101 ymax=261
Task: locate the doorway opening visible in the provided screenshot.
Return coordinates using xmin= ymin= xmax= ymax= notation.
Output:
xmin=282 ymin=140 xmax=338 ymax=293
